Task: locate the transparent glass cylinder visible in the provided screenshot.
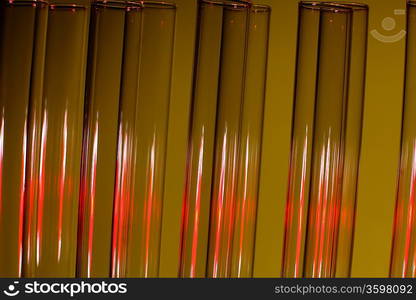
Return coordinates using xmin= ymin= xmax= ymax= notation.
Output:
xmin=282 ymin=2 xmax=368 ymax=278
xmin=111 ymin=1 xmax=176 ymax=278
xmin=179 ymin=0 xmax=270 ymax=278
xmin=23 ymin=1 xmax=90 ymax=277
xmin=0 ymin=0 xmax=47 ymax=277
xmin=230 ymin=4 xmax=270 ymax=278
xmin=391 ymin=0 xmax=416 ymax=278
xmin=77 ymin=0 xmax=126 ymax=278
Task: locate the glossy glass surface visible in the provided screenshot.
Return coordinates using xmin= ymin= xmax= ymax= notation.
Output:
xmin=283 ymin=2 xmax=368 ymax=278
xmin=23 ymin=3 xmax=89 ymax=277
xmin=391 ymin=1 xmax=416 ymax=278
xmin=0 ymin=0 xmax=48 ymax=277
xmin=230 ymin=5 xmax=270 ymax=278
xmin=77 ymin=0 xmax=126 ymax=278
xmin=111 ymin=2 xmax=175 ymax=278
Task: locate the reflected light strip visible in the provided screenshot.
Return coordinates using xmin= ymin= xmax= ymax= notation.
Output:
xmin=111 ymin=124 xmax=124 ymax=277
xmin=403 ymin=142 xmax=416 ymax=277
xmin=87 ymin=120 xmax=99 ymax=277
xmin=26 ymin=112 xmax=38 ymax=264
xmin=58 ymin=111 xmax=68 ymax=261
xmin=116 ymin=132 xmax=130 ymax=276
xmin=226 ymin=135 xmax=238 ymax=271
xmin=237 ymin=136 xmax=250 ymax=274
xmin=144 ymin=133 xmax=156 ymax=277
xmin=18 ymin=120 xmax=27 ymax=276
xmin=318 ymin=133 xmax=332 ymax=277
xmin=36 ymin=111 xmax=47 ymax=266
xmin=312 ymin=146 xmax=325 ymax=275
xmin=190 ymin=127 xmax=205 ymax=277
xmin=213 ymin=129 xmax=228 ymax=277
xmin=295 ymin=131 xmax=308 ymax=277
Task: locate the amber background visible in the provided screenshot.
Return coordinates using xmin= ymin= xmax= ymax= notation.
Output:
xmin=156 ymin=0 xmax=406 ymax=277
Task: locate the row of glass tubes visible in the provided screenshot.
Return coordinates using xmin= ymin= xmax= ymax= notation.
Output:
xmin=0 ymin=0 xmax=416 ymax=278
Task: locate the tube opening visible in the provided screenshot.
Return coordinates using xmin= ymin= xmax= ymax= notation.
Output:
xmin=251 ymin=4 xmax=270 ymax=13
xmin=299 ymin=1 xmax=351 ymax=13
xmin=322 ymin=2 xmax=369 ymax=11
xmin=139 ymin=1 xmax=175 ymax=9
xmin=200 ymin=0 xmax=250 ymax=9
xmin=49 ymin=3 xmax=86 ymax=10
xmin=2 ymin=0 xmax=48 ymax=6
xmin=93 ymin=0 xmax=129 ymax=9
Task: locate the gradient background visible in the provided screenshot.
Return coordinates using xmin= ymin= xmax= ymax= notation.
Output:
xmin=158 ymin=0 xmax=407 ymax=277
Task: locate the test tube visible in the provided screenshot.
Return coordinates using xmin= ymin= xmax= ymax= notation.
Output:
xmin=330 ymin=2 xmax=368 ymax=278
xmin=179 ymin=0 xmax=270 ymax=278
xmin=283 ymin=2 xmax=368 ymax=278
xmin=179 ymin=0 xmax=251 ymax=279
xmin=111 ymin=1 xmax=176 ymax=278
xmin=23 ymin=0 xmax=90 ymax=277
xmin=76 ymin=0 xmax=126 ymax=278
xmin=230 ymin=4 xmax=270 ymax=278
xmin=204 ymin=2 xmax=249 ymax=278
xmin=391 ymin=0 xmax=416 ymax=278
xmin=303 ymin=6 xmax=350 ymax=278
xmin=0 ymin=0 xmax=47 ymax=277
xmin=282 ymin=1 xmax=320 ymax=278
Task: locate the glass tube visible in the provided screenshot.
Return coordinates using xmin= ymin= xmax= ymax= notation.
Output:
xmin=111 ymin=1 xmax=176 ymax=278
xmin=230 ymin=4 xmax=270 ymax=278
xmin=391 ymin=0 xmax=416 ymax=278
xmin=0 ymin=0 xmax=47 ymax=277
xmin=283 ymin=2 xmax=368 ymax=278
xmin=282 ymin=2 xmax=320 ymax=278
xmin=179 ymin=0 xmax=227 ymax=278
xmin=204 ymin=2 xmax=249 ymax=278
xmin=329 ymin=2 xmax=368 ymax=278
xmin=179 ymin=0 xmax=269 ymax=279
xmin=23 ymin=1 xmax=90 ymax=277
xmin=303 ymin=6 xmax=350 ymax=278
xmin=180 ymin=0 xmax=252 ymax=279
xmin=77 ymin=0 xmax=126 ymax=278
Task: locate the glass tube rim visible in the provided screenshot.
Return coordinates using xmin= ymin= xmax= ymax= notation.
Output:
xmin=2 ymin=0 xmax=48 ymax=6
xmin=251 ymin=4 xmax=270 ymax=13
xmin=321 ymin=2 xmax=368 ymax=11
xmin=200 ymin=0 xmax=250 ymax=10
xmin=96 ymin=1 xmax=176 ymax=10
xmin=299 ymin=1 xmax=352 ymax=13
xmin=139 ymin=1 xmax=175 ymax=9
xmin=49 ymin=3 xmax=86 ymax=9
xmin=93 ymin=0 xmax=130 ymax=9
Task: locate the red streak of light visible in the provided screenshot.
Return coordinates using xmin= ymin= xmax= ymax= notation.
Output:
xmin=18 ymin=120 xmax=27 ymax=276
xmin=87 ymin=121 xmax=99 ymax=277
xmin=114 ymin=133 xmax=130 ymax=277
xmin=144 ymin=134 xmax=156 ymax=277
xmin=313 ymin=146 xmax=326 ymax=276
xmin=58 ymin=111 xmax=68 ymax=261
xmin=237 ymin=136 xmax=250 ymax=273
xmin=190 ymin=129 xmax=205 ymax=277
xmin=111 ymin=126 xmax=124 ymax=276
xmin=225 ymin=136 xmax=238 ymax=272
xmin=36 ymin=112 xmax=48 ymax=266
xmin=295 ymin=133 xmax=308 ymax=277
xmin=26 ymin=113 xmax=39 ymax=264
xmin=212 ymin=130 xmax=228 ymax=277
xmin=317 ymin=136 xmax=332 ymax=277
xmin=402 ymin=143 xmax=416 ymax=277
